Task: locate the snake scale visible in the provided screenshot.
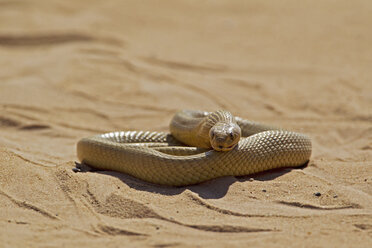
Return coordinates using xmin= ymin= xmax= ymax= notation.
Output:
xmin=77 ymin=110 xmax=312 ymax=186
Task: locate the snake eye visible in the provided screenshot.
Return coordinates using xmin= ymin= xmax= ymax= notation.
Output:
xmin=229 ymin=132 xmax=234 ymax=140
xmin=210 ymin=132 xmax=215 ymax=139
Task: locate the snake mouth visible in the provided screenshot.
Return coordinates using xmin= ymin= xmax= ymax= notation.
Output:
xmin=226 ymin=144 xmax=237 ymax=150
xmin=215 ymin=144 xmax=236 ymax=152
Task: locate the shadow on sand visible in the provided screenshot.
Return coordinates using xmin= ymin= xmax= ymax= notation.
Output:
xmin=74 ymin=161 xmax=309 ymax=199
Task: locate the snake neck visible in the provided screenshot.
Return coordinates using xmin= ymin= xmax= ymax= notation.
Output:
xmin=202 ymin=110 xmax=236 ymax=128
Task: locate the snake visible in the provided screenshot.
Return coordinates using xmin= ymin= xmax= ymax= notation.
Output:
xmin=77 ymin=110 xmax=312 ymax=186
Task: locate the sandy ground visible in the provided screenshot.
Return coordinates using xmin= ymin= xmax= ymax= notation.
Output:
xmin=0 ymin=0 xmax=371 ymax=247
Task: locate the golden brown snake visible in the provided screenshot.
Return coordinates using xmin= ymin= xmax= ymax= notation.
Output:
xmin=77 ymin=110 xmax=312 ymax=186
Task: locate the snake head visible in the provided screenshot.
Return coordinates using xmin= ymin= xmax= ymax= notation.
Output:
xmin=209 ymin=122 xmax=241 ymax=152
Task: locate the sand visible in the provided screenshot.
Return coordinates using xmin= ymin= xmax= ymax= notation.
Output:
xmin=0 ymin=0 xmax=371 ymax=247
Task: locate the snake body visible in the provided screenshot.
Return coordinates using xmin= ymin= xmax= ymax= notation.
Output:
xmin=77 ymin=110 xmax=312 ymax=186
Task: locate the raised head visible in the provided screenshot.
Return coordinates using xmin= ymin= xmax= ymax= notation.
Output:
xmin=209 ymin=122 xmax=241 ymax=151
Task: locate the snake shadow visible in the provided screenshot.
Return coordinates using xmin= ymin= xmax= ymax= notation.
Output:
xmin=74 ymin=162 xmax=308 ymax=199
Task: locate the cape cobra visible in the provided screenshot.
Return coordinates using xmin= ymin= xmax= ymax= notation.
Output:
xmin=77 ymin=110 xmax=312 ymax=186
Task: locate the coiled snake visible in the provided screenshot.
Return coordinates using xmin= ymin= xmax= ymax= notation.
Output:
xmin=77 ymin=110 xmax=311 ymax=186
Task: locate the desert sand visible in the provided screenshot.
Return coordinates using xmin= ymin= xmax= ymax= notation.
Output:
xmin=0 ymin=1 xmax=371 ymax=247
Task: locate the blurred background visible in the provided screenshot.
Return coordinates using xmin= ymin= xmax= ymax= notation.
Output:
xmin=0 ymin=0 xmax=371 ymax=165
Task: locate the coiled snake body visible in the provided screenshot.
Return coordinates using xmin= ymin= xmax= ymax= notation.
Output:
xmin=77 ymin=110 xmax=311 ymax=186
